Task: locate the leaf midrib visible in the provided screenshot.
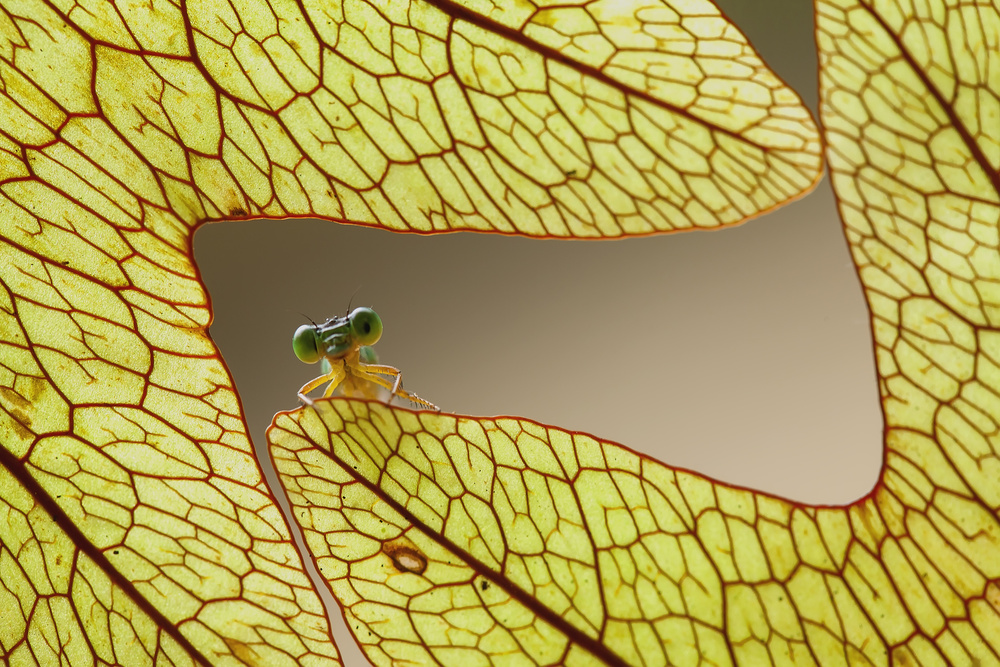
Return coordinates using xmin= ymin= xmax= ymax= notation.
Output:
xmin=0 ymin=444 xmax=214 ymax=667
xmin=295 ymin=407 xmax=633 ymax=667
xmin=427 ymin=0 xmax=770 ymax=148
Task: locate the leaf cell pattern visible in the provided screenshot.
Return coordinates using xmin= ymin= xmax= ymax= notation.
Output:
xmin=2 ymin=0 xmax=821 ymax=239
xmin=0 ymin=277 xmax=341 ymax=664
xmin=0 ymin=454 xmax=205 ymax=666
xmin=0 ymin=0 xmax=823 ymax=663
xmin=270 ymin=389 xmax=998 ymax=667
xmin=817 ymin=0 xmax=1000 ymax=658
xmin=265 ymin=1 xmax=1000 ymax=666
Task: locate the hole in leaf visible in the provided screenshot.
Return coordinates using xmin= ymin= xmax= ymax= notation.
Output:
xmin=195 ymin=208 xmax=882 ymax=505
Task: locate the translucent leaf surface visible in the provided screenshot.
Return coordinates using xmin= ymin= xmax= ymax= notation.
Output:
xmin=0 ymin=0 xmax=821 ymax=663
xmin=0 ymin=0 xmax=821 ymax=239
xmin=266 ymin=0 xmax=1000 ymax=664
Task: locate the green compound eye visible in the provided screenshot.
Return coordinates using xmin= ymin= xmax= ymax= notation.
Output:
xmin=349 ymin=307 xmax=383 ymax=347
xmin=292 ymin=324 xmax=322 ymax=364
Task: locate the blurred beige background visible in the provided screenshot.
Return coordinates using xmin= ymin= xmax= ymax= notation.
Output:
xmin=193 ymin=0 xmax=883 ymax=660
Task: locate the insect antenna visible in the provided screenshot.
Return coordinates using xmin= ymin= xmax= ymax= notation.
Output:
xmin=346 ymin=285 xmax=362 ymax=316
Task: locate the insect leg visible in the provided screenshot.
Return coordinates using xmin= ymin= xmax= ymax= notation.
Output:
xmin=297 ymin=363 xmax=346 ymax=405
xmin=355 ymin=363 xmax=439 ymax=411
xmin=355 ymin=363 xmax=402 ymax=395
xmin=321 ymin=365 xmax=347 ymax=398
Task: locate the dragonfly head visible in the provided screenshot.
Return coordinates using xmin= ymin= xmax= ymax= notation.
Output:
xmin=294 ymin=308 xmax=382 ymax=364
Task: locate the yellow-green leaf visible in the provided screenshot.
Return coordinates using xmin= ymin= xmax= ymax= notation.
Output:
xmin=263 ymin=0 xmax=1000 ymax=665
xmin=0 ymin=0 xmax=821 ymax=664
xmin=272 ymin=402 xmax=740 ymax=666
xmin=270 ymin=372 xmax=998 ymax=665
xmin=3 ymin=0 xmax=821 ymax=238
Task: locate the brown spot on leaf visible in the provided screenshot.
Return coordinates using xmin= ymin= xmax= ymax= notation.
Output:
xmin=1 ymin=387 xmax=33 ymax=428
xmin=892 ymin=646 xmax=913 ymax=666
xmin=225 ymin=638 xmax=263 ymax=665
xmin=987 ymin=583 xmax=1000 ymax=612
xmin=383 ymin=538 xmax=427 ymax=575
